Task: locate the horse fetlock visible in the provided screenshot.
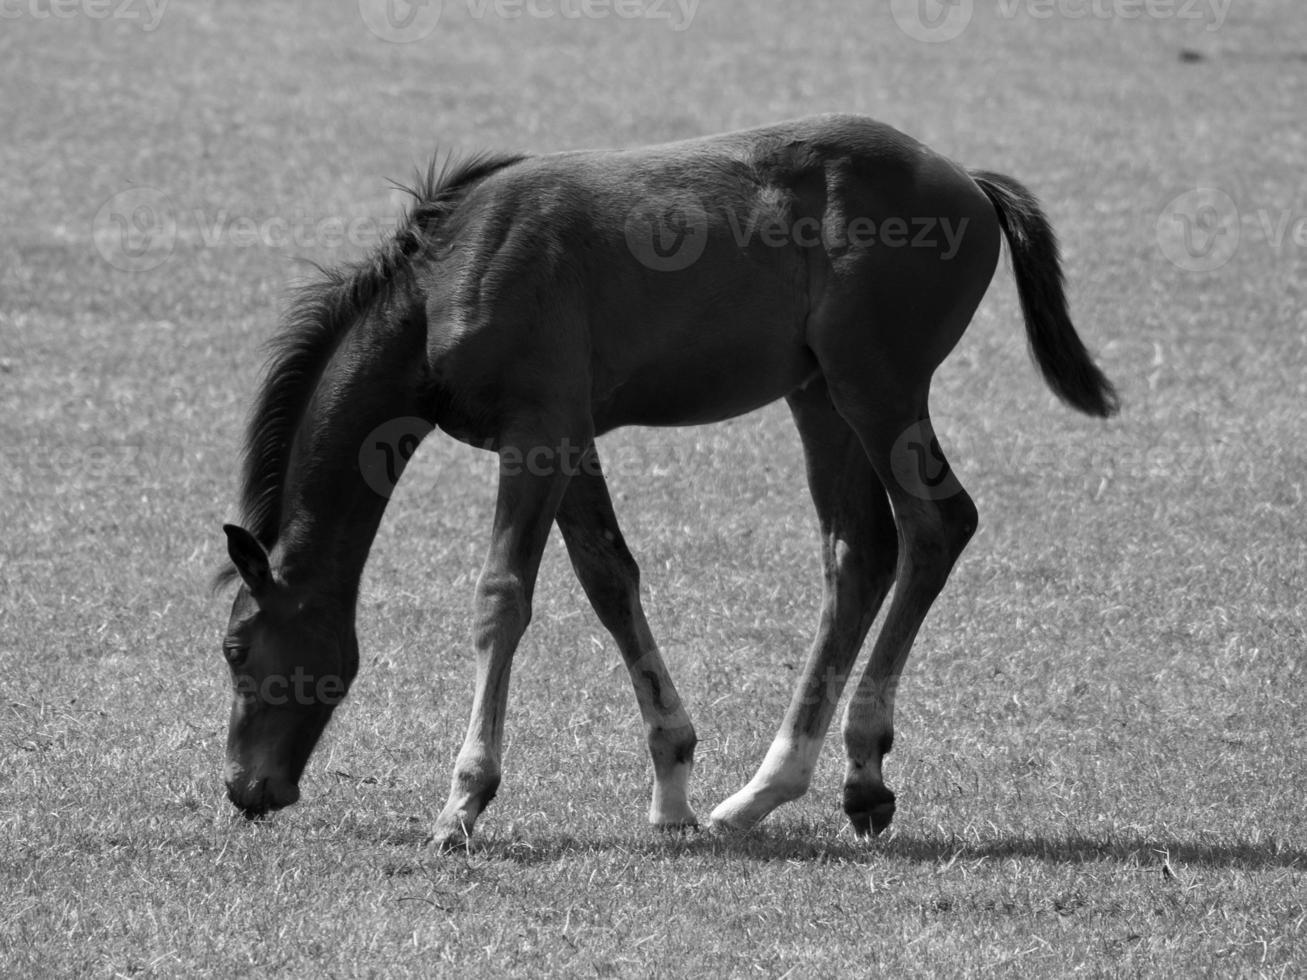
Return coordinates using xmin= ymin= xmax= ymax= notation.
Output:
xmin=648 ymin=723 xmax=697 ymax=772
xmin=646 ymin=730 xmax=697 ymax=828
xmin=451 ymin=756 xmax=501 ymax=804
xmin=843 ymin=722 xmax=894 ymax=770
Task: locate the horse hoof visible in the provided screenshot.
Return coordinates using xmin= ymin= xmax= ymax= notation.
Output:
xmin=655 ymin=818 xmax=700 ymax=836
xmin=431 ymin=815 xmax=475 ymax=854
xmin=706 ymin=813 xmax=755 ymax=835
xmin=844 ymin=785 xmax=896 ymax=837
xmin=869 ymin=800 xmax=896 ymax=835
xmin=653 ymin=809 xmax=700 ymax=832
xmin=431 ymin=831 xmax=470 ymax=854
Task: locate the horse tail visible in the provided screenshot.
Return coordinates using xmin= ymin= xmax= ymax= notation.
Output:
xmin=970 ymin=170 xmax=1119 ymax=418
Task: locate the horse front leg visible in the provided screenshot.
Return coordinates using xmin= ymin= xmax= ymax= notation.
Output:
xmin=554 ymin=445 xmax=698 ymax=830
xmin=432 ymin=427 xmax=578 ymax=852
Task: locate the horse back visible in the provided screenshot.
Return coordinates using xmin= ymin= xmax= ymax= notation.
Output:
xmin=420 ymin=115 xmax=994 ymax=436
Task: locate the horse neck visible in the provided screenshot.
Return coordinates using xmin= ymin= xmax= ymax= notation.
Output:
xmin=274 ymin=307 xmax=428 ymax=602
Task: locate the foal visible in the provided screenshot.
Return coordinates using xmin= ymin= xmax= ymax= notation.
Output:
xmin=216 ymin=114 xmax=1117 ymax=848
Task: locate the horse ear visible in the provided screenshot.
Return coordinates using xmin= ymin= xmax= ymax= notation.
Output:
xmin=223 ymin=524 xmax=272 ymax=598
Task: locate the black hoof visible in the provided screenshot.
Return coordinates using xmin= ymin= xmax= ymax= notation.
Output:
xmin=869 ymin=800 xmax=896 ymax=836
xmin=844 ymin=785 xmax=896 ymax=838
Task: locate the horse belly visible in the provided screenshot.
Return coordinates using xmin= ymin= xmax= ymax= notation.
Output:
xmin=594 ymin=317 xmax=818 ymax=430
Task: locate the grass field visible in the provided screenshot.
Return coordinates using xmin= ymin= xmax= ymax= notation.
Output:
xmin=2 ymin=0 xmax=1305 ymax=976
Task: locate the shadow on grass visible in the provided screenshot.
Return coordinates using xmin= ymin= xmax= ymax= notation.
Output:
xmin=879 ymin=833 xmax=1306 ymax=872
xmin=354 ymin=821 xmax=1306 ymax=872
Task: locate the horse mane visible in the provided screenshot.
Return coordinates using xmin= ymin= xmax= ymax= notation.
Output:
xmin=213 ymin=150 xmax=527 ymax=590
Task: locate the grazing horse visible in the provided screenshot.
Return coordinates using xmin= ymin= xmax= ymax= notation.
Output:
xmin=216 ymin=114 xmax=1117 ymax=849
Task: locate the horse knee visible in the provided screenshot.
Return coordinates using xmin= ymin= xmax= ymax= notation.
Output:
xmin=473 ymin=573 xmax=531 ymax=645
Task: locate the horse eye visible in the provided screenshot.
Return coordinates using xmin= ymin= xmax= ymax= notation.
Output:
xmin=223 ymin=643 xmax=249 ymax=667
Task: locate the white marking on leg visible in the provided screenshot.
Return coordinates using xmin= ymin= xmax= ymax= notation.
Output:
xmin=626 ymin=640 xmax=699 ymax=828
xmin=648 ymin=726 xmax=696 ymax=827
xmin=709 ymin=735 xmax=823 ymax=830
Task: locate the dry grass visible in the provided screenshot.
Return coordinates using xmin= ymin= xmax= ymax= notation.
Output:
xmin=2 ymin=1 xmax=1304 ymax=976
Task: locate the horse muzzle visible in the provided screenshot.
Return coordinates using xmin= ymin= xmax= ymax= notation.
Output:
xmin=226 ymin=771 xmax=301 ymax=819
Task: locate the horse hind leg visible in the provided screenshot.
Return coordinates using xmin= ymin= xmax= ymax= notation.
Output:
xmin=809 ymin=178 xmax=994 ymax=834
xmin=709 ymin=377 xmax=898 ymax=831
xmin=828 ymin=393 xmax=977 ymax=836
xmin=555 ymin=446 xmax=699 ymax=830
